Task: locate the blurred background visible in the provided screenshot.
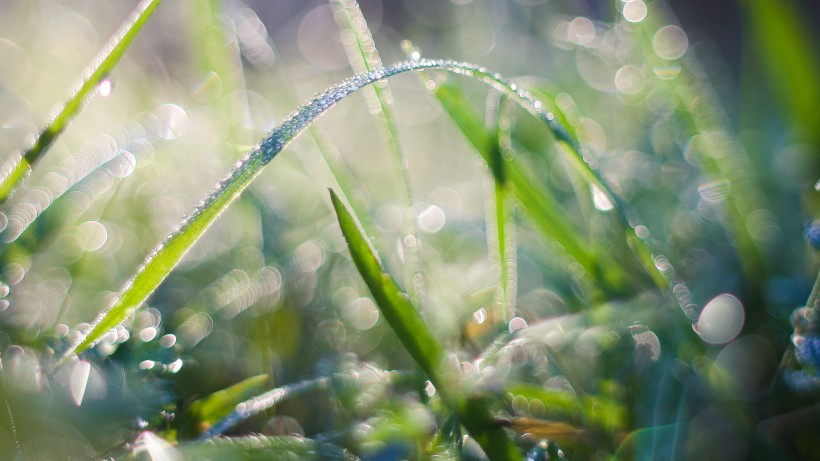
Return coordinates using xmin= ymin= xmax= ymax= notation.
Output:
xmin=0 ymin=0 xmax=818 ymax=459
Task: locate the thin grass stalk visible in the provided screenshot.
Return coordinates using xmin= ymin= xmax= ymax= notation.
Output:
xmin=0 ymin=0 xmax=162 ymax=204
xmin=331 ymin=0 xmax=425 ymax=306
xmin=485 ymin=93 xmax=516 ymax=322
xmin=330 ymin=189 xmax=523 ymax=461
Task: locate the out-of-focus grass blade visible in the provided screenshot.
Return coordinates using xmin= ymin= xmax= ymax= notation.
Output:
xmin=201 ymin=375 xmax=331 ymax=439
xmin=182 ymin=374 xmax=268 ymax=437
xmin=743 ymin=0 xmax=820 ymax=142
xmin=331 ymin=0 xmax=425 ymax=305
xmin=0 ymin=0 xmax=162 ymax=203
xmin=135 ymin=435 xmax=359 ymax=461
xmin=331 ymin=0 xmax=411 ymax=206
xmin=486 ymin=94 xmax=516 ymax=321
xmin=330 ymin=189 xmax=523 ymax=461
xmin=434 ymin=82 xmax=610 ymax=289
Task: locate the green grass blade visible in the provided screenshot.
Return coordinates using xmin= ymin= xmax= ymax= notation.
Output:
xmin=331 ymin=0 xmax=411 ymax=206
xmin=161 ymin=436 xmax=359 ymax=461
xmin=202 ymin=376 xmax=331 ymax=439
xmin=486 ymin=95 xmax=515 ymax=321
xmin=0 ymin=0 xmax=162 ymax=203
xmin=433 ymin=82 xmax=601 ymax=283
xmin=329 ymin=189 xmax=445 ymax=382
xmin=330 ymin=188 xmax=523 ymax=460
xmin=183 ymin=374 xmax=269 ymax=437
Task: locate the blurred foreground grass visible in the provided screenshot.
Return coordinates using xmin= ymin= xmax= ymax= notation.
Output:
xmin=0 ymin=0 xmax=818 ymax=459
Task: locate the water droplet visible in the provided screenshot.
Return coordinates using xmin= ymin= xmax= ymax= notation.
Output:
xmin=696 ymin=293 xmax=744 ymax=344
xmin=591 ymin=185 xmax=614 ymax=211
xmin=70 ymin=360 xmax=91 ymax=406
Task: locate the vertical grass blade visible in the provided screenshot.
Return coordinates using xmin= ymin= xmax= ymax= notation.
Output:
xmin=330 ymin=188 xmax=522 ymax=461
xmin=0 ymin=0 xmax=162 ymax=203
xmin=331 ymin=0 xmax=426 ymax=305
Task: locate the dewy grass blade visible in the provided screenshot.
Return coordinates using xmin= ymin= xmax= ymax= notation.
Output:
xmin=330 ymin=188 xmax=522 ymax=461
xmin=63 ymin=58 xmax=669 ymax=360
xmin=0 ymin=0 xmax=162 ymax=204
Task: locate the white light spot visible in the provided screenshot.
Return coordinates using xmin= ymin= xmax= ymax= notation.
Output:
xmin=159 ymin=334 xmax=177 ymax=348
xmin=139 ymin=360 xmax=155 ymax=370
xmin=77 ymin=220 xmax=108 ymax=251
xmin=418 ymin=205 xmax=446 ymax=233
xmin=591 ymin=185 xmax=614 ymax=211
xmin=509 ymin=316 xmax=528 ymax=333
xmin=653 ymin=25 xmax=688 ymax=60
xmin=473 ymin=308 xmax=487 ymax=324
xmin=139 ymin=327 xmax=158 ymax=342
xmin=97 ymin=79 xmax=113 ymax=97
xmin=70 ymin=360 xmax=91 ymax=406
xmin=424 ymin=380 xmax=436 ymax=397
xmin=343 ymin=297 xmax=380 ymax=331
xmin=614 ymin=65 xmax=644 ymax=94
xmin=167 ymin=358 xmax=183 ymax=373
xmin=623 ymin=0 xmax=648 ymax=23
xmin=696 ymin=293 xmax=745 ymax=344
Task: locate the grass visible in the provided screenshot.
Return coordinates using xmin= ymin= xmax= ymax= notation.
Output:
xmin=0 ymin=0 xmax=818 ymax=460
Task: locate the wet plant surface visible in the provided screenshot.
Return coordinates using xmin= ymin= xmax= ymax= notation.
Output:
xmin=0 ymin=0 xmax=818 ymax=459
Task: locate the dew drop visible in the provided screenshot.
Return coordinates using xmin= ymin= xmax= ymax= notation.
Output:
xmin=696 ymin=293 xmax=744 ymax=344
xmin=70 ymin=360 xmax=91 ymax=406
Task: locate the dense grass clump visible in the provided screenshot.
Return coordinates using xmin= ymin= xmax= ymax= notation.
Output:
xmin=0 ymin=0 xmax=817 ymax=459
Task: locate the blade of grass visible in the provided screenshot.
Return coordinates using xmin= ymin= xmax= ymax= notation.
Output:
xmin=183 ymin=374 xmax=268 ymax=437
xmin=433 ymin=81 xmax=607 ymax=291
xmin=0 ymin=0 xmax=162 ymax=204
xmin=331 ymin=0 xmax=426 ymax=306
xmin=160 ymin=436 xmax=359 ymax=461
xmin=330 ymin=188 xmax=523 ymax=461
xmin=201 ymin=375 xmax=331 ymax=439
xmin=485 ymin=93 xmax=516 ymax=322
